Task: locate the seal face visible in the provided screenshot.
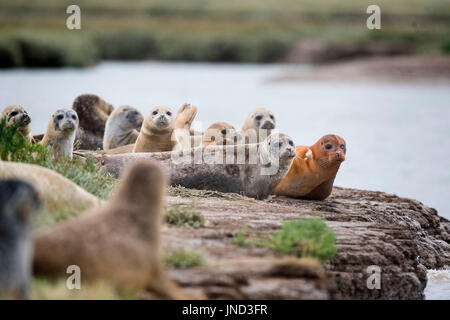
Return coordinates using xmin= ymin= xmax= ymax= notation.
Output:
xmin=1 ymin=105 xmax=32 ymax=140
xmin=133 ymin=106 xmax=177 ymax=153
xmin=261 ymin=133 xmax=296 ymax=166
xmin=202 ymin=122 xmax=241 ymax=147
xmin=274 ymin=134 xmax=347 ymax=200
xmin=103 ymin=105 xmax=143 ymax=150
xmin=41 ymin=109 xmax=79 ymax=159
xmin=241 ymin=108 xmax=276 ymax=144
xmin=52 ymin=109 xmax=79 ymax=133
xmin=149 ymin=106 xmax=174 ymax=132
xmin=0 ymin=179 xmax=40 ymax=300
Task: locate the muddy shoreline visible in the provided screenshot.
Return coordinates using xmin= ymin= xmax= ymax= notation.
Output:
xmin=163 ymin=186 xmax=450 ymax=299
xmin=274 ymin=56 xmax=450 ymax=84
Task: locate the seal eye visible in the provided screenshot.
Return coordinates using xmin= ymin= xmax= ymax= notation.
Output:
xmin=278 ymin=142 xmax=283 ymax=148
xmin=72 ymin=115 xmax=77 ymax=120
xmin=255 ymin=115 xmax=262 ymax=121
xmin=221 ymin=129 xmax=227 ymax=135
xmin=166 ymin=111 xmax=172 ymax=116
xmin=325 ymin=144 xmax=333 ymax=150
xmin=288 ymin=140 xmax=294 ymax=147
xmin=340 ymin=144 xmax=345 ymax=150
xmin=10 ymin=111 xmax=18 ymax=117
xmin=152 ymin=110 xmax=158 ymax=115
xmin=56 ymin=114 xmax=64 ymax=121
xmin=270 ymin=114 xmax=275 ymax=120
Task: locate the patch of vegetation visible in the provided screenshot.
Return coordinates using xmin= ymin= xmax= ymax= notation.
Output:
xmin=31 ymin=277 xmax=137 ymax=300
xmin=0 ymin=118 xmax=117 ymax=200
xmin=442 ymin=38 xmax=450 ymax=54
xmin=233 ymin=219 xmax=337 ymax=263
xmin=35 ymin=206 xmax=82 ymax=230
xmin=0 ymin=31 xmax=98 ymax=68
xmin=165 ymin=204 xmax=205 ymax=228
xmin=232 ymin=226 xmax=256 ymax=247
xmin=2 ymin=0 xmax=448 ymax=67
xmin=165 ymin=248 xmax=204 ymax=269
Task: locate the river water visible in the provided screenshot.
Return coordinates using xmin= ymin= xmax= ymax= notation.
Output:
xmin=0 ymin=61 xmax=449 ymax=299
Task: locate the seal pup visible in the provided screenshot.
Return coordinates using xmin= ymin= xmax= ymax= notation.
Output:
xmin=0 ymin=180 xmax=40 ymax=299
xmin=41 ymin=109 xmax=79 ymax=160
xmin=33 ymin=161 xmax=186 ymax=299
xmin=202 ymin=122 xmax=242 ymax=147
xmin=240 ymin=108 xmax=276 ymax=144
xmin=96 ymin=133 xmax=296 ymax=199
xmin=274 ymin=134 xmax=346 ymax=200
xmin=103 ymin=105 xmax=143 ymax=151
xmin=0 ymin=161 xmax=101 ymax=215
xmin=133 ymin=103 xmax=197 ymax=153
xmin=1 ymin=105 xmax=32 ymax=141
xmin=72 ymin=94 xmax=114 ymax=150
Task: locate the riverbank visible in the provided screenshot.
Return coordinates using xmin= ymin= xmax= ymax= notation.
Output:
xmin=273 ymin=56 xmax=450 ymax=83
xmin=1 ymin=0 xmax=449 ymax=67
xmin=163 ymin=186 xmax=449 ymax=299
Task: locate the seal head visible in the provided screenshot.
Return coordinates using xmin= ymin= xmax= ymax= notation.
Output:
xmin=103 ymin=105 xmax=143 ymax=150
xmin=260 ymin=133 xmax=296 ymax=166
xmin=1 ymin=105 xmax=31 ymax=140
xmin=241 ymin=108 xmax=276 ymax=143
xmin=41 ymin=109 xmax=79 ymax=159
xmin=148 ymin=106 xmax=174 ymax=133
xmin=52 ymin=109 xmax=79 ymax=133
xmin=202 ymin=122 xmax=241 ymax=147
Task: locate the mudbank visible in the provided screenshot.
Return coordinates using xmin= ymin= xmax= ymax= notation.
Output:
xmin=163 ymin=186 xmax=449 ymax=299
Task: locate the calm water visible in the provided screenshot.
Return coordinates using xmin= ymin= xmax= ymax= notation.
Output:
xmin=0 ymin=61 xmax=449 ymax=299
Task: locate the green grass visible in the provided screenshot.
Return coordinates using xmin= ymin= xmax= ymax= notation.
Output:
xmin=233 ymin=218 xmax=337 ymax=263
xmin=165 ymin=204 xmax=205 ymax=228
xmin=165 ymin=248 xmax=204 ymax=269
xmin=0 ymin=118 xmax=117 ymax=200
xmin=31 ymin=277 xmax=138 ymax=300
xmin=0 ymin=0 xmax=448 ymax=67
xmin=0 ymin=31 xmax=98 ymax=68
xmin=233 ymin=226 xmax=254 ymax=247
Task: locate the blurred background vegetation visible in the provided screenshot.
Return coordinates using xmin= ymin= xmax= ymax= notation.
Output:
xmin=0 ymin=0 xmax=449 ymax=68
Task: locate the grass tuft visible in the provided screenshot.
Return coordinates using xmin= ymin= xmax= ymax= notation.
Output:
xmin=165 ymin=248 xmax=204 ymax=269
xmin=0 ymin=118 xmax=117 ymax=200
xmin=31 ymin=277 xmax=137 ymax=300
xmin=165 ymin=204 xmax=205 ymax=228
xmin=233 ymin=219 xmax=337 ymax=263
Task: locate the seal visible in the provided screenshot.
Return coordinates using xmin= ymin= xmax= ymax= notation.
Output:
xmin=133 ymin=103 xmax=197 ymax=153
xmin=1 ymin=105 xmax=32 ymax=141
xmin=72 ymin=93 xmax=114 ymax=150
xmin=103 ymin=105 xmax=143 ymax=151
xmin=0 ymin=179 xmax=40 ymax=300
xmin=41 ymin=109 xmax=79 ymax=160
xmin=274 ymin=134 xmax=347 ymax=200
xmin=0 ymin=161 xmax=101 ymax=215
xmin=202 ymin=122 xmax=241 ymax=147
xmin=240 ymin=108 xmax=276 ymax=144
xmin=33 ymin=161 xmax=186 ymax=299
xmin=95 ymin=133 xmax=296 ymax=199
